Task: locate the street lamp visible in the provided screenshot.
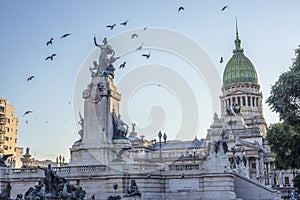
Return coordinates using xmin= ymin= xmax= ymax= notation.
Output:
xmin=56 ymin=155 xmax=65 ymax=167
xmin=158 ymin=131 xmax=162 ymax=161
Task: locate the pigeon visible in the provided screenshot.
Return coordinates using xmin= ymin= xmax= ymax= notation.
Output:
xmin=178 ymin=6 xmax=184 ymax=13
xmin=221 ymin=5 xmax=228 ymax=11
xmin=46 ymin=38 xmax=53 ymax=46
xmin=119 ymin=62 xmax=126 ymax=69
xmin=27 ymin=76 xmax=35 ymax=81
xmin=120 ymin=18 xmax=129 ymax=26
xmin=106 ymin=24 xmax=116 ymax=30
xmin=131 ymin=33 xmax=138 ymax=39
xmin=23 ymin=111 xmax=33 ymax=117
xmin=136 ymin=42 xmax=144 ymax=50
xmin=220 ymin=57 xmax=224 ymax=63
xmin=60 ymin=33 xmax=71 ymax=39
xmin=45 ymin=54 xmax=56 ymax=60
xmin=142 ymin=52 xmax=151 ymax=59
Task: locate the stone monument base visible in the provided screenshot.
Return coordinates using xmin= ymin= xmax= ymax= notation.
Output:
xmin=122 ymin=196 xmax=141 ymax=200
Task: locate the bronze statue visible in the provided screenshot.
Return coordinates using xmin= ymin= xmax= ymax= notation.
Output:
xmin=0 ymin=183 xmax=11 ymax=200
xmin=124 ymin=180 xmax=141 ymax=197
xmin=0 ymin=154 xmax=13 ymax=167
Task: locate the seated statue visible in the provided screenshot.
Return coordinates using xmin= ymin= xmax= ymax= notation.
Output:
xmin=124 ymin=180 xmax=141 ymax=197
xmin=112 ymin=111 xmax=129 ymax=139
xmin=0 ymin=183 xmax=11 ymax=200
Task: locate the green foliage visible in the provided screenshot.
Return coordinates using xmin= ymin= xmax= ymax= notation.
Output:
xmin=293 ymin=174 xmax=300 ymax=190
xmin=266 ymin=50 xmax=300 ymax=126
xmin=266 ymin=47 xmax=300 ymax=170
xmin=266 ymin=123 xmax=300 ymax=169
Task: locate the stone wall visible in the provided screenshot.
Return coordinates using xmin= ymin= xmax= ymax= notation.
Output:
xmin=0 ymin=164 xmax=281 ymax=200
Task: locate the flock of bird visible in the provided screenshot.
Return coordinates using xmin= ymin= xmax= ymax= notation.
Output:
xmin=23 ymin=33 xmax=72 ymax=123
xmin=22 ymin=4 xmax=229 ymax=123
xmin=107 ymin=5 xmax=228 ymax=69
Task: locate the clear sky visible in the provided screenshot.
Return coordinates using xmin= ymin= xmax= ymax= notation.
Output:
xmin=1 ymin=1 xmax=299 ymax=161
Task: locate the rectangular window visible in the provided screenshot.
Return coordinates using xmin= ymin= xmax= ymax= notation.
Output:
xmin=284 ymin=177 xmax=290 ymax=185
xmin=237 ymin=97 xmax=241 ymax=106
xmin=7 ymin=119 xmax=10 ymax=123
xmin=0 ymin=107 xmax=4 ymax=112
xmin=252 ymin=97 xmax=255 ymax=106
xmin=242 ymin=96 xmax=246 ymax=106
xmin=248 ymin=96 xmax=251 ymax=106
xmin=251 ymin=162 xmax=256 ymax=169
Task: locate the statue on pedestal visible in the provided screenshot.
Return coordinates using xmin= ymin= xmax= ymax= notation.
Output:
xmin=94 ymin=37 xmax=119 ymax=77
xmin=0 ymin=154 xmax=13 ymax=167
xmin=108 ymin=183 xmax=121 ymax=200
xmin=124 ymin=180 xmax=141 ymax=197
xmin=112 ymin=110 xmax=129 ymax=139
xmin=0 ymin=183 xmax=11 ymax=200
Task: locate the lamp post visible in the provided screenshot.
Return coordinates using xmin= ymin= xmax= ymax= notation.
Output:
xmin=158 ymin=131 xmax=162 ymax=162
xmin=56 ymin=155 xmax=65 ymax=167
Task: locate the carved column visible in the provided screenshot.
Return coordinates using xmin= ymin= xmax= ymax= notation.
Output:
xmin=259 ymin=153 xmax=264 ymax=179
xmin=267 ymin=162 xmax=272 ymax=186
xmin=245 ymin=157 xmax=250 ymax=177
xmin=255 ymin=157 xmax=260 ymax=182
xmin=279 ymin=171 xmax=283 ymax=187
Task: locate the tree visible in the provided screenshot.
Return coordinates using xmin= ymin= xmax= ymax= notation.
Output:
xmin=266 ymin=123 xmax=300 ymax=169
xmin=293 ymin=174 xmax=300 ymax=190
xmin=266 ymin=47 xmax=300 ymax=169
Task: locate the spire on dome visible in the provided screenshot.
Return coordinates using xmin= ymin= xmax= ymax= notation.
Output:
xmin=234 ymin=17 xmax=243 ymax=53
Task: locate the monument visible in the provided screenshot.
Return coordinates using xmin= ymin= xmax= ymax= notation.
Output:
xmin=70 ymin=37 xmax=132 ymax=166
xmin=0 ymin=30 xmax=283 ymax=199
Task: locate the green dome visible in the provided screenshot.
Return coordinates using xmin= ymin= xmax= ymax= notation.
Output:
xmin=223 ymin=29 xmax=258 ymax=87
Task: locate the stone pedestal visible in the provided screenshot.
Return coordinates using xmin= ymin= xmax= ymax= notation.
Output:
xmin=123 ymin=196 xmax=141 ymax=200
xmin=203 ymin=143 xmax=237 ymax=200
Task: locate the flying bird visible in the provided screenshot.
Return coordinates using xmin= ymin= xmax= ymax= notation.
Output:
xmin=220 ymin=57 xmax=224 ymax=63
xmin=23 ymin=111 xmax=33 ymax=117
xmin=120 ymin=18 xmax=129 ymax=26
xmin=25 ymin=120 xmax=29 ymax=124
xmin=45 ymin=54 xmax=56 ymax=60
xmin=136 ymin=42 xmax=144 ymax=50
xmin=143 ymin=26 xmax=149 ymax=31
xmin=131 ymin=33 xmax=138 ymax=39
xmin=178 ymin=6 xmax=184 ymax=13
xmin=27 ymin=76 xmax=35 ymax=81
xmin=142 ymin=52 xmax=151 ymax=59
xmin=60 ymin=33 xmax=71 ymax=39
xmin=106 ymin=24 xmax=116 ymax=30
xmin=221 ymin=5 xmax=228 ymax=11
xmin=46 ymin=38 xmax=53 ymax=46
xmin=119 ymin=62 xmax=126 ymax=69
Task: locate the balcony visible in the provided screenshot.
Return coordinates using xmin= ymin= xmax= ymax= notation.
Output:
xmin=0 ymin=117 xmax=6 ymax=125
xmin=0 ymin=101 xmax=5 ymax=107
